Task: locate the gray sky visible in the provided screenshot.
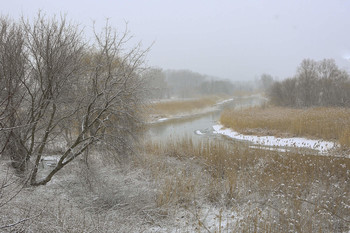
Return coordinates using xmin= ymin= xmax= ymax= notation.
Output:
xmin=2 ymin=0 xmax=350 ymax=80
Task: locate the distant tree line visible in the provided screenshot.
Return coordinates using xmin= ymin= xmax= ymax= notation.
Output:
xmin=269 ymin=59 xmax=350 ymax=107
xmin=143 ymin=69 xmax=238 ymax=99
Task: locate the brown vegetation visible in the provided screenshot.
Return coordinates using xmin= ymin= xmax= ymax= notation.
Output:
xmin=220 ymin=106 xmax=350 ymax=147
xmin=142 ymin=138 xmax=350 ymax=232
xmin=149 ymin=96 xmax=222 ymax=117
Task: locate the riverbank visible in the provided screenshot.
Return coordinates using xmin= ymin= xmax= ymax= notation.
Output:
xmin=213 ymin=124 xmax=339 ymax=155
xmin=147 ymin=96 xmax=233 ymax=123
xmin=220 ymin=106 xmax=350 ymax=148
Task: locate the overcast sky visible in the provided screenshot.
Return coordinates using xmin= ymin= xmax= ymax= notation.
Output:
xmin=2 ymin=0 xmax=350 ymax=80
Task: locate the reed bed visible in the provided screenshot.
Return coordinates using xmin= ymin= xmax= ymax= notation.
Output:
xmin=220 ymin=106 xmax=350 ymax=147
xmin=149 ymin=96 xmax=222 ymax=116
xmin=142 ymin=138 xmax=350 ymax=232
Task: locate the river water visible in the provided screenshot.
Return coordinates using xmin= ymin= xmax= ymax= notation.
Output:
xmin=146 ymin=96 xmax=265 ymax=143
xmin=146 ymin=96 xmax=326 ymax=155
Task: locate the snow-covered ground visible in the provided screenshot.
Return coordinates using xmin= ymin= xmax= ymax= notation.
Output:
xmin=213 ymin=124 xmax=336 ymax=154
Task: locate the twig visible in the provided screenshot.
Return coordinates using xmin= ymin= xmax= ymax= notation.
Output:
xmin=0 ymin=211 xmax=42 ymax=230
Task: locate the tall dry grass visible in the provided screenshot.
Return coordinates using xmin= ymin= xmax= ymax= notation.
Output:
xmin=142 ymin=138 xmax=350 ymax=232
xmin=149 ymin=96 xmax=222 ymax=116
xmin=220 ymin=106 xmax=350 ymax=147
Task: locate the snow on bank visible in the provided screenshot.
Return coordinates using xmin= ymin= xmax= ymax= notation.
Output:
xmin=213 ymin=124 xmax=336 ymax=154
xmin=150 ymin=97 xmax=237 ymax=124
xmin=195 ymin=130 xmax=205 ymax=135
xmin=215 ymin=98 xmax=234 ymax=105
xmin=249 ymin=145 xmax=290 ymax=153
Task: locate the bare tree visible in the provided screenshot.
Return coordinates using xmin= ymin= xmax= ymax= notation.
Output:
xmin=268 ymin=58 xmax=350 ymax=107
xmin=269 ymin=77 xmax=297 ymax=107
xmin=317 ymin=59 xmax=349 ymax=106
xmin=268 ymin=81 xmax=283 ymax=106
xmin=165 ymin=69 xmax=206 ymax=98
xmin=259 ymin=73 xmax=274 ymax=91
xmin=143 ymin=68 xmax=168 ymax=99
xmin=296 ymin=59 xmax=319 ymax=107
xmin=0 ymin=17 xmax=27 ymax=171
xmin=0 ymin=14 xmax=148 ymax=185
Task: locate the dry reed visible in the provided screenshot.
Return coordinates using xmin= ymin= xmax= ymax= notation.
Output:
xmin=220 ymin=106 xmax=350 ymax=147
xmin=142 ymin=138 xmax=350 ymax=232
xmin=149 ymin=96 xmax=222 ymax=116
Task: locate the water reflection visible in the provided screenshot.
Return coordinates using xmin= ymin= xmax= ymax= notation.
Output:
xmin=147 ymin=111 xmax=220 ymax=143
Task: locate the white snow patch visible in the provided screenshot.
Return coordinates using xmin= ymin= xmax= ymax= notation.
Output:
xmin=213 ymin=124 xmax=335 ymax=154
xmin=195 ymin=130 xmax=205 ymax=135
xmin=249 ymin=145 xmax=290 ymax=153
xmin=158 ymin=118 xmax=168 ymax=122
xmin=41 ymin=155 xmax=60 ymax=161
xmin=190 ymin=206 xmax=241 ymax=232
xmin=216 ymin=98 xmax=234 ymax=105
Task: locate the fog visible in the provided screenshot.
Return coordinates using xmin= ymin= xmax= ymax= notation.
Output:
xmin=2 ymin=0 xmax=350 ymax=80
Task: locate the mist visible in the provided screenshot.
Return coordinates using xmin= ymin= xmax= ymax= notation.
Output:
xmin=2 ymin=0 xmax=350 ymax=81
xmin=1 ymin=3 xmax=350 ymax=232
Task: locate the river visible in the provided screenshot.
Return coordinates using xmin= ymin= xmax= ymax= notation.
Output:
xmin=146 ymin=96 xmax=329 ymax=155
xmin=146 ymin=96 xmax=265 ymax=143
